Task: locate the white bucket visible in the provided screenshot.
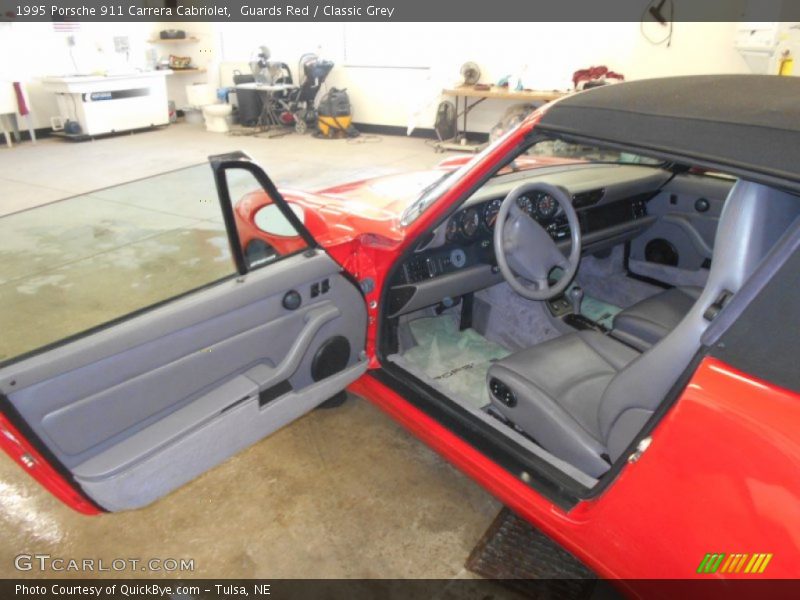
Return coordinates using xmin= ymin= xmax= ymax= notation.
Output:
xmin=183 ymin=108 xmax=204 ymax=125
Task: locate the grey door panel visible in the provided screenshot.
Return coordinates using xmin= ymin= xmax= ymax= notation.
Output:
xmin=76 ymin=361 xmax=367 ymax=512
xmin=38 ymin=301 xmax=342 ymax=458
xmin=627 ymin=258 xmax=710 ymax=288
xmin=0 ymin=250 xmax=367 ymax=510
xmin=630 ymin=174 xmax=733 ymax=275
xmin=72 ymin=373 xmax=260 ymax=480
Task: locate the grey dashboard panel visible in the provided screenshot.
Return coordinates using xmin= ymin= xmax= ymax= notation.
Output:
xmin=466 ymin=164 xmax=669 ymax=209
xmin=424 ymin=164 xmax=669 ymax=253
xmin=0 ymin=251 xmax=367 ymax=510
xmin=556 ymin=217 xmax=656 ymax=254
xmin=388 ymin=264 xmax=504 ymax=317
xmin=389 ymin=165 xmax=666 ymax=317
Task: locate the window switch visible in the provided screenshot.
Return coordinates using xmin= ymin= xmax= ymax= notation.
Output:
xmin=311 ymin=282 xmax=320 ymax=297
xmin=321 ymin=279 xmax=330 ymax=293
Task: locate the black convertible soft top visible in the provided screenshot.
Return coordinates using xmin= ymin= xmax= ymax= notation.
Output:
xmin=537 ymin=75 xmax=800 ymax=191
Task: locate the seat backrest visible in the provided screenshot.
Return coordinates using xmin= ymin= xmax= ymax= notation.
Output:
xmin=599 ymin=180 xmax=800 ymax=461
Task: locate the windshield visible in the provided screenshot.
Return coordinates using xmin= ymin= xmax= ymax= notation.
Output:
xmin=400 ymin=135 xmax=662 ymax=225
xmin=522 ymin=139 xmax=662 ymax=166
xmin=400 ymin=134 xmax=510 ymax=226
xmin=400 ymin=170 xmax=457 ymax=225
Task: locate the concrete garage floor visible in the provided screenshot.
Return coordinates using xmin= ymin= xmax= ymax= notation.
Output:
xmin=0 ymin=125 xmax=504 ymax=580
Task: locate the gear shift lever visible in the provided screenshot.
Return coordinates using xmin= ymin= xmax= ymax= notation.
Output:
xmin=568 ymin=285 xmax=584 ymax=316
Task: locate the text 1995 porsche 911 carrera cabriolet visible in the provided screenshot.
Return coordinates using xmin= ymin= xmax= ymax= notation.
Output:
xmin=1 ymin=75 xmax=799 ymax=587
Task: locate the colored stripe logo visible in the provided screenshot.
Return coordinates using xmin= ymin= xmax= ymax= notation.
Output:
xmin=697 ymin=552 xmax=773 ymax=574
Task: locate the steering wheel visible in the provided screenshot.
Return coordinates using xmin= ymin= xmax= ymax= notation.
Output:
xmin=493 ymin=182 xmax=582 ymax=301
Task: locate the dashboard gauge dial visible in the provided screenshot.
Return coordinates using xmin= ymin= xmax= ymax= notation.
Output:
xmin=483 ymin=198 xmax=503 ymax=230
xmin=516 ymin=195 xmax=534 ymax=216
xmin=445 ymin=215 xmax=460 ymax=242
xmin=460 ymin=207 xmax=481 ymax=239
xmin=535 ymin=193 xmax=558 ymax=219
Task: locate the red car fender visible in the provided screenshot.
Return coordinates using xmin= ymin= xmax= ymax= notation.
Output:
xmin=0 ymin=414 xmax=100 ymax=515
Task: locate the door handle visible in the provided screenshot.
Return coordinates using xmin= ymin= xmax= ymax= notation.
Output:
xmin=245 ymin=303 xmax=341 ymax=387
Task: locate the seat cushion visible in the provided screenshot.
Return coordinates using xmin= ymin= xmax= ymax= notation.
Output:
xmin=488 ymin=331 xmax=639 ymax=477
xmin=611 ymin=286 xmax=702 ymax=351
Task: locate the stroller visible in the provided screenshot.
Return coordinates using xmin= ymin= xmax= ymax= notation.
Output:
xmin=285 ymin=53 xmax=335 ymax=134
xmin=240 ymin=50 xmax=335 ymax=133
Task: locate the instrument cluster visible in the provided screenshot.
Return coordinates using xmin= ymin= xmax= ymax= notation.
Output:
xmin=445 ymin=191 xmax=562 ymax=243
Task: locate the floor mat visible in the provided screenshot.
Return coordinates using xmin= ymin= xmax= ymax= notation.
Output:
xmin=466 ymin=507 xmax=598 ymax=599
xmin=403 ymin=314 xmax=511 ymax=410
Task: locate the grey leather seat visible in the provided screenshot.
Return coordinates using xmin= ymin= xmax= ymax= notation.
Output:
xmin=612 ymin=286 xmax=702 ymax=351
xmin=489 ymin=331 xmax=640 ymax=476
xmin=488 ymin=181 xmax=800 ymax=477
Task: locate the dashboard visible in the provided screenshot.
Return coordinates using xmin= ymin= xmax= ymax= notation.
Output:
xmin=446 ymin=190 xmax=561 ymax=244
xmin=388 ymin=164 xmax=670 ymax=317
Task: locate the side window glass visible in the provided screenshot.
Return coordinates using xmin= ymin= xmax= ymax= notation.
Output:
xmin=0 ymin=164 xmax=237 ymax=364
xmin=0 ymin=160 xmax=315 ymax=366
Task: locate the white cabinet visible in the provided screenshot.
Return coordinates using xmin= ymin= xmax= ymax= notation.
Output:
xmin=42 ymin=71 xmax=171 ymax=136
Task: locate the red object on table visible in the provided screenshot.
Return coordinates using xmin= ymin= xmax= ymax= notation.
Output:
xmin=572 ymin=66 xmax=625 ymax=89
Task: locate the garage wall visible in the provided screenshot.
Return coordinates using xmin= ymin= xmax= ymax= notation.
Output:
xmin=213 ymin=21 xmax=751 ymax=133
xmin=3 ymin=21 xmax=751 ymax=133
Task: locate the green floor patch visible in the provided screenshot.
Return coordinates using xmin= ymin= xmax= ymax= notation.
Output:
xmin=403 ymin=315 xmax=511 ymax=410
xmin=576 ymin=289 xmax=623 ymax=329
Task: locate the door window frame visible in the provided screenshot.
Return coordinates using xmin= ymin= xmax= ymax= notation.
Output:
xmin=210 ymin=151 xmax=319 ymax=276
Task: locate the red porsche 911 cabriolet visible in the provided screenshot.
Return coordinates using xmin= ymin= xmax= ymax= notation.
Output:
xmin=1 ymin=75 xmax=799 ymax=587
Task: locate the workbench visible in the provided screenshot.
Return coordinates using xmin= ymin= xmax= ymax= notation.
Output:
xmin=437 ymin=85 xmax=568 ymax=152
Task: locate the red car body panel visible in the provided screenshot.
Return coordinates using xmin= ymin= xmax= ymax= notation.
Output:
xmin=351 ymin=357 xmax=800 ymax=582
xmin=6 ymin=105 xmax=800 ymax=583
xmin=0 ymin=414 xmax=100 ymax=515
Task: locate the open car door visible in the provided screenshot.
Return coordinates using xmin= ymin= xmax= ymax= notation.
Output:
xmin=0 ymin=152 xmax=368 ymax=512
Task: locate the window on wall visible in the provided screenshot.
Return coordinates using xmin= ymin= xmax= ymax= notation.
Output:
xmin=342 ymin=24 xmax=433 ymax=68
